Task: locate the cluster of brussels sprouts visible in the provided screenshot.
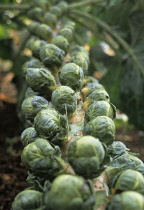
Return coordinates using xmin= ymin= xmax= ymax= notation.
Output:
xmin=12 ymin=0 xmax=144 ymax=209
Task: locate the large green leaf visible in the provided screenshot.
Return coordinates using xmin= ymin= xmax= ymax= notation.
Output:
xmin=121 ymin=11 xmax=144 ymax=129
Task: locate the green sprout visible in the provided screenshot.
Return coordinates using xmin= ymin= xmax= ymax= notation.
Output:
xmin=34 ymin=108 xmax=69 ymax=146
xmin=59 ymin=63 xmax=84 ymax=91
xmin=21 ymin=95 xmax=49 ymax=121
xmin=20 ymin=127 xmax=38 ymax=146
xmin=52 ymin=86 xmax=77 ymax=115
xmin=84 ymin=116 xmax=115 ymax=145
xmin=21 ymin=138 xmax=65 ymax=179
xmin=68 ymin=136 xmax=110 ymax=178
xmin=43 ymin=174 xmax=95 ymax=210
xmin=26 ymin=67 xmax=56 ymax=97
xmin=12 ymin=189 xmax=43 ymax=210
xmin=40 ymin=44 xmax=65 ymax=69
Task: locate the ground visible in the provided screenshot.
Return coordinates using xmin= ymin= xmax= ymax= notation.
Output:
xmin=0 ymin=102 xmax=144 ymax=210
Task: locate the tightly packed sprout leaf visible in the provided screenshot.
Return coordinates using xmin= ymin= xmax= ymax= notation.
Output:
xmin=84 ymin=116 xmax=115 ymax=146
xmin=52 ymin=35 xmax=69 ymax=53
xmin=34 ymin=108 xmax=69 ymax=146
xmin=43 ymin=174 xmax=95 ymax=210
xmin=26 ymin=67 xmax=56 ymax=97
xmin=69 ymin=46 xmax=89 ymax=76
xmin=28 ymin=22 xmax=52 ymax=41
xmin=114 ymin=169 xmax=144 ymax=193
xmin=25 ymin=87 xmax=39 ymax=98
xmin=59 ymin=27 xmax=74 ymax=42
xmin=105 ymin=153 xmax=144 ymax=188
xmin=107 ymin=141 xmax=128 ymax=157
xmin=22 ymin=58 xmax=42 ymax=76
xmin=43 ymin=12 xmax=57 ymax=29
xmin=49 ymin=6 xmax=63 ymax=17
xmin=68 ymin=136 xmax=110 ymax=178
xmin=20 ymin=127 xmax=38 ymax=146
xmin=32 ymin=0 xmax=50 ymax=11
xmin=111 ymin=153 xmax=144 ymax=172
xmin=27 ymin=22 xmax=40 ymax=35
xmin=26 ymin=38 xmax=47 ymax=59
xmin=83 ymin=89 xmax=110 ymax=111
xmin=40 ymin=44 xmax=65 ymax=69
xmin=21 ymin=96 xmax=49 ymax=121
xmin=12 ymin=189 xmax=43 ymax=210
xmin=52 ymin=86 xmax=77 ymax=115
xmin=81 ymin=76 xmax=104 ymax=100
xmin=59 ymin=63 xmax=84 ymax=91
xmin=37 ymin=24 xmax=52 ymax=41
xmin=57 ymin=1 xmax=68 ymax=13
xmin=106 ymin=191 xmax=144 ymax=210
xmin=21 ymin=138 xmax=65 ymax=178
xmin=27 ymin=7 xmax=44 ymax=22
xmin=85 ymin=101 xmax=116 ymax=123
xmin=69 ymin=53 xmax=89 ymax=75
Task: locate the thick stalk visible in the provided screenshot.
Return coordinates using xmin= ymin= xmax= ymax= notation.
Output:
xmin=0 ymin=4 xmax=31 ymax=10
xmin=69 ymin=10 xmax=144 ymax=74
xmin=68 ymin=0 xmax=105 ymax=9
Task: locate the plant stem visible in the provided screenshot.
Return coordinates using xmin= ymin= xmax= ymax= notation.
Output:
xmin=68 ymin=0 xmax=105 ymax=10
xmin=0 ymin=4 xmax=30 ymax=10
xmin=69 ymin=10 xmax=144 ymax=74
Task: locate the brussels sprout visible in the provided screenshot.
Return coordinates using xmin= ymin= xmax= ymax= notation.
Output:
xmin=64 ymin=21 xmax=75 ymax=30
xmin=32 ymin=0 xmax=50 ymax=11
xmin=27 ymin=7 xmax=44 ymax=22
xmin=52 ymin=35 xmax=69 ymax=53
xmin=27 ymin=22 xmax=40 ymax=35
xmin=40 ymin=44 xmax=65 ymax=69
xmin=43 ymin=12 xmax=57 ymax=29
xmin=21 ymin=138 xmax=65 ymax=178
xmin=85 ymin=101 xmax=116 ymax=123
xmin=59 ymin=28 xmax=73 ymax=42
xmin=59 ymin=63 xmax=84 ymax=91
xmin=25 ymin=87 xmax=39 ymax=98
xmin=27 ymin=38 xmax=47 ymax=59
xmin=49 ymin=6 xmax=62 ymax=17
xmin=105 ymin=153 xmax=144 ymax=187
xmin=52 ymin=86 xmax=77 ymax=115
xmin=21 ymin=96 xmax=49 ymax=121
xmin=22 ymin=58 xmax=42 ymax=76
xmin=114 ymin=169 xmax=144 ymax=193
xmin=106 ymin=191 xmax=144 ymax=210
xmin=83 ymin=89 xmax=110 ymax=111
xmin=43 ymin=174 xmax=95 ymax=210
xmin=69 ymin=54 xmax=89 ymax=75
xmin=82 ymin=76 xmax=99 ymax=87
xmin=81 ymin=77 xmax=101 ymax=100
xmin=34 ymin=108 xmax=69 ymax=146
xmin=12 ymin=189 xmax=43 ymax=210
xmin=20 ymin=127 xmax=38 ymax=146
xmin=57 ymin=1 xmax=68 ymax=13
xmin=108 ymin=141 xmax=128 ymax=157
xmin=84 ymin=116 xmax=115 ymax=145
xmin=70 ymin=45 xmax=89 ymax=55
xmin=26 ymin=68 xmax=56 ymax=97
xmin=68 ymin=136 xmax=108 ymax=178
xmin=36 ymin=24 xmax=52 ymax=41
xmin=111 ymin=153 xmax=144 ymax=175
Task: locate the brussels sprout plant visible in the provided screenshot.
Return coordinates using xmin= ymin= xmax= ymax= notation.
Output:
xmin=10 ymin=1 xmax=144 ymax=210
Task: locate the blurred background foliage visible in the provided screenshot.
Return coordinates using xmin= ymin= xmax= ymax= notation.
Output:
xmin=1 ymin=0 xmax=144 ymax=131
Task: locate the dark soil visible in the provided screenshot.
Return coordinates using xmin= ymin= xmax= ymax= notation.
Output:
xmin=0 ymin=103 xmax=29 ymax=210
xmin=0 ymin=102 xmax=144 ymax=210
